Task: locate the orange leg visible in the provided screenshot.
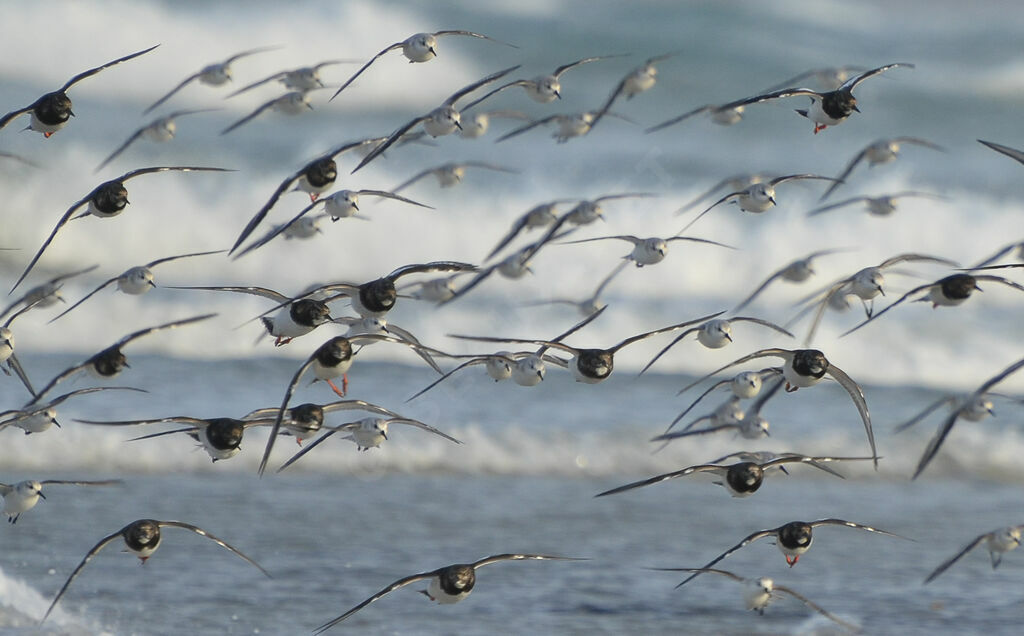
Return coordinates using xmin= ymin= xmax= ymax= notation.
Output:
xmin=44 ymin=132 xmax=54 ymax=138
xmin=813 ymin=124 xmax=827 ymax=134
xmin=785 ymin=555 xmax=800 ymax=567
xmin=274 ymin=336 xmax=293 ymax=347
xmin=785 ymin=383 xmax=798 ymax=393
xmin=327 ymin=375 xmax=347 ymax=397
xmin=309 ymin=192 xmax=320 ymax=202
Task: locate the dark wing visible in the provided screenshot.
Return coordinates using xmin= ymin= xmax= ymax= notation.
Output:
xmin=390 ymin=167 xmax=438 ymax=194
xmin=145 ymin=249 xmax=224 ymax=268
xmin=769 ymin=174 xmax=839 ymax=188
xmin=144 ymin=71 xmax=204 ymax=114
xmin=6 ymin=354 xmax=36 ymax=398
xmin=111 ymin=313 xmax=216 ymax=349
xmin=471 ymin=553 xmax=582 ymax=568
xmin=664 ymin=236 xmax=736 ymax=250
xmin=433 ymin=30 xmax=518 ymax=47
xmin=807 ymin=197 xmax=867 ymax=216
xmin=630 ymin=311 xmax=730 ymax=366
xmin=716 ymin=88 xmax=821 ymax=112
xmin=892 ymin=395 xmax=956 ymax=433
xmin=876 ymin=252 xmax=959 ymax=270
xmin=839 ymin=62 xmax=914 ymax=92
xmin=979 ymin=139 xmax=1024 ymax=166
xmin=893 ymin=136 xmax=945 ymax=152
xmin=639 ymin=326 xmax=703 ymax=376
xmin=975 ymin=274 xmax=1024 ymax=294
xmin=819 ymin=147 xmax=870 ymax=200
xmin=0 ymin=105 xmax=34 ymax=131
xmin=970 ymin=240 xmax=1024 ymax=269
xmin=41 ymin=386 xmax=147 ymax=409
xmin=458 ymin=79 xmax=531 ymax=112
xmin=650 ymin=567 xmax=745 ymax=583
xmin=275 ymin=430 xmax=338 ymax=473
xmin=730 ymin=317 xmax=794 ymax=337
xmin=494 ymin=115 xmax=560 ymax=143
xmin=676 ymin=529 xmax=780 ymax=587
xmin=665 ymin=379 xmax=731 ymax=430
xmin=644 ymin=105 xmax=712 ymax=133
xmin=822 ymin=362 xmax=876 ymax=466
xmin=232 ymin=199 xmax=326 ymax=258
xmin=257 ymin=352 xmax=321 ymax=476
xmin=440 ymin=263 xmax=500 ymax=304
xmin=734 ymin=267 xmax=790 ymax=311
xmin=358 ymin=189 xmax=434 ymax=208
xmin=650 ymin=422 xmax=740 ymax=442
xmin=222 ymin=46 xmax=281 ymax=65
xmin=912 ymin=357 xmax=1024 ymax=479
xmin=675 ymin=348 xmax=792 ymax=393
xmin=164 ymin=284 xmax=289 ymax=303
xmin=40 ymin=479 xmax=122 ymax=487
xmin=810 ymin=518 xmax=908 ymax=540
xmin=771 ymin=584 xmax=861 ymax=631
xmin=675 ymin=190 xmax=743 ymax=234
xmin=391 ymin=417 xmax=463 ymax=445
xmin=229 ymin=160 xmax=321 ymax=254
xmin=486 ymin=215 xmax=532 ymax=261
xmin=351 ymin=114 xmax=431 ymax=174
xmin=552 ymin=55 xmax=612 ymax=78
xmin=443 ymin=64 xmax=520 ymax=108
xmin=9 ymin=194 xmax=94 ymax=293
xmin=158 ymin=520 xmax=271 ymax=577
xmin=386 ymin=261 xmax=477 ymax=282
xmin=95 ymin=126 xmax=147 ymax=172
xmin=838 ymin=281 xmax=934 ymax=337
xmin=118 ymin=165 xmax=232 ymax=182
xmin=226 ymin=70 xmax=286 ymax=97
xmin=923 ymin=533 xmax=989 ymax=584
xmin=29 ymin=360 xmax=92 ymax=405
xmin=320 ymin=399 xmax=405 ymax=418
xmin=595 ymin=464 xmax=722 ymax=497
xmin=220 ymin=98 xmax=279 ymax=135
xmin=760 ymin=454 xmax=870 ymax=474
xmin=312 ymin=568 xmax=440 ymax=633
xmin=48 ymin=276 xmax=121 ymax=323
xmin=63 ymin=45 xmax=159 ymax=91
xmin=41 ymin=526 xmax=128 ymax=622
xmin=459 ymin=161 xmax=519 ymax=174
xmin=329 ymin=41 xmax=406 ymax=101
xmin=376 ymin=324 xmax=444 ymax=373
xmin=406 ymin=357 xmax=492 ymax=402
xmin=77 ymin=416 xmax=206 ymax=428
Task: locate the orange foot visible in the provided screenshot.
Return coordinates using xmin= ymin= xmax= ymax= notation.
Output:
xmin=309 ymin=192 xmax=320 ymax=202
xmin=274 ymin=336 xmax=293 ymax=346
xmin=813 ymin=124 xmax=827 ymax=134
xmin=44 ymin=132 xmax=54 ymax=138
xmin=785 ymin=382 xmax=799 ymax=393
xmin=785 ymin=555 xmax=800 ymax=567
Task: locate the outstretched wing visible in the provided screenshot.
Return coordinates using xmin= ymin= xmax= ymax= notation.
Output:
xmin=675 ymin=529 xmax=779 ymax=587
xmin=312 ymin=569 xmax=439 ymax=633
xmin=595 ymin=464 xmax=721 ymax=497
xmin=923 ymin=533 xmax=989 ymax=584
xmin=823 ymin=363 xmax=876 ymax=466
xmin=65 ymin=45 xmax=159 ymax=92
xmin=159 ymin=520 xmax=271 ymax=578
xmin=41 ymin=527 xmax=127 ymax=622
